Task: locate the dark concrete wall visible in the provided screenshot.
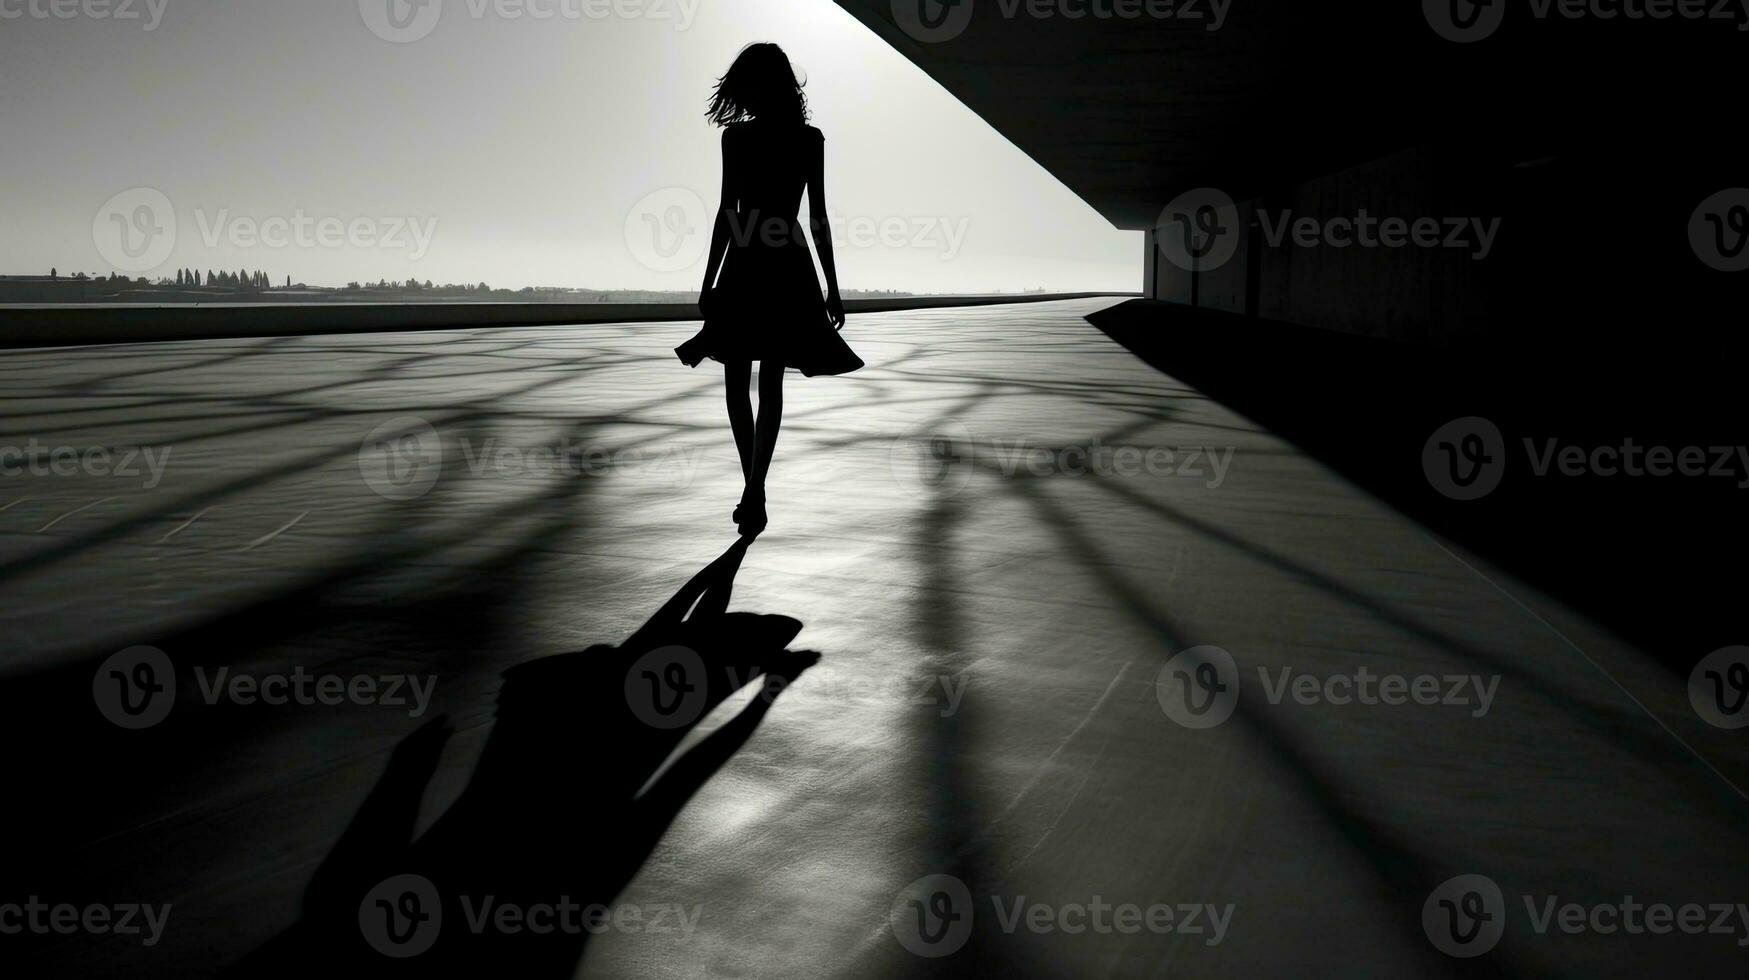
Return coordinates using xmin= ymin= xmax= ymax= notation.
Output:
xmin=1253 ymin=148 xmax=1496 ymax=343
xmin=1196 ymin=198 xmax=1253 ymax=318
xmin=1144 ymin=229 xmax=1193 ymax=306
xmin=1146 ymin=147 xmax=1495 ymax=343
xmin=1144 ymin=139 xmax=1737 ymax=356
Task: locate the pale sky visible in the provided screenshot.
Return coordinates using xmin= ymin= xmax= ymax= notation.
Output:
xmin=0 ymin=0 xmax=1139 ymax=293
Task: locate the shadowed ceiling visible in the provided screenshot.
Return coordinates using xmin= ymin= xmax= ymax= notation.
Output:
xmin=833 ymin=0 xmax=1738 ymax=229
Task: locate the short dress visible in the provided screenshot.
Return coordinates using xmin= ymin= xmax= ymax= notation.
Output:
xmin=675 ymin=122 xmax=864 ymax=377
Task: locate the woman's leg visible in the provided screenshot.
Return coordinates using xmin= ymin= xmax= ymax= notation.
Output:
xmin=751 ymin=360 xmax=785 ymax=492
xmin=724 ymin=361 xmax=754 ymax=490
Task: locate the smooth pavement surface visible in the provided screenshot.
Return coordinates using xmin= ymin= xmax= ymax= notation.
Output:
xmin=3 ymin=298 xmax=1746 ymax=977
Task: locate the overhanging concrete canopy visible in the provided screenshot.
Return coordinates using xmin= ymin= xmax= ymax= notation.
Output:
xmin=834 ymin=1 xmax=1739 ymax=231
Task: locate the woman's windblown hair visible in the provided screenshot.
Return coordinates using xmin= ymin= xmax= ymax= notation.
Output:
xmin=706 ymin=43 xmax=808 ymax=127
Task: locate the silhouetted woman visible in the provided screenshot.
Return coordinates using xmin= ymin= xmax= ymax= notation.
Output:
xmin=676 ymin=42 xmax=863 ymax=536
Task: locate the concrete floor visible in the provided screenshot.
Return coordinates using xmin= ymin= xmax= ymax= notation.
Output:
xmin=3 ymin=298 xmax=1746 ymax=977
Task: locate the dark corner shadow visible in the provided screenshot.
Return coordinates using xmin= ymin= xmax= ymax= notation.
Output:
xmin=1087 ymin=299 xmax=1740 ymax=672
xmin=229 ymin=535 xmax=821 ymax=978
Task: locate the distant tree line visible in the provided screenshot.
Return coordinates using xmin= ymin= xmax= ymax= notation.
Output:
xmin=171 ymin=269 xmax=276 ymax=289
xmin=29 ymin=268 xmax=923 ymax=302
xmin=344 ymin=279 xmax=476 ymax=292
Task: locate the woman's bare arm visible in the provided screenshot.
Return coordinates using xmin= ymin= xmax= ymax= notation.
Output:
xmin=806 ymin=132 xmax=846 ymax=329
xmin=700 ymin=132 xmax=736 ymax=303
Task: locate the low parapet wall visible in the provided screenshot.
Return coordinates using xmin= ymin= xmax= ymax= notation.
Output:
xmin=0 ymin=293 xmax=1133 ymax=349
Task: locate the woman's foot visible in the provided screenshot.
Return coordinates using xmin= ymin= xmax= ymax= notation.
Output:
xmin=734 ymin=489 xmax=767 ymax=536
xmin=732 ymin=487 xmax=760 ymax=523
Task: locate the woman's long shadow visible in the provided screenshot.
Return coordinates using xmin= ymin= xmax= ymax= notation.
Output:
xmin=232 ymin=535 xmax=819 ymax=977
